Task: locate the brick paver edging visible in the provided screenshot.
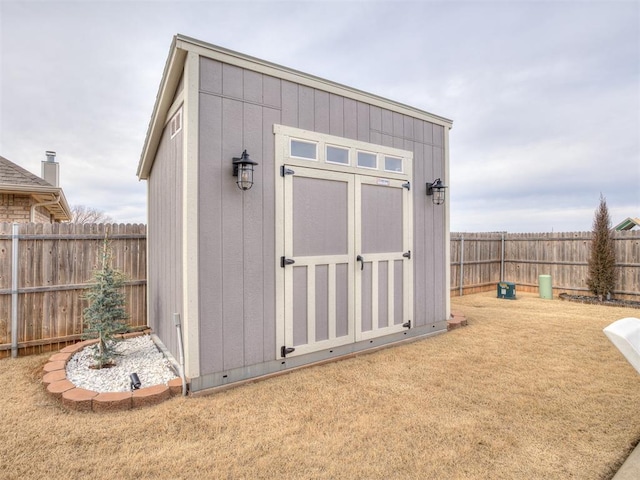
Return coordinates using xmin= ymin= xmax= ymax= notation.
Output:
xmin=42 ymin=332 xmax=185 ymax=412
xmin=447 ymin=312 xmax=468 ymax=331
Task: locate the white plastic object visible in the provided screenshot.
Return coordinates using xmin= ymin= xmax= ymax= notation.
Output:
xmin=603 ymin=318 xmax=640 ymax=374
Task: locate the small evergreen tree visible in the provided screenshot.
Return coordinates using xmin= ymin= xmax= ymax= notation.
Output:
xmin=586 ymin=194 xmax=616 ymax=301
xmin=82 ymin=235 xmax=129 ymax=368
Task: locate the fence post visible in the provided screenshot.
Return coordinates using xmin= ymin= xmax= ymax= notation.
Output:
xmin=11 ymin=222 xmax=19 ymax=358
xmin=501 ymin=233 xmax=505 ymax=282
xmin=459 ymin=235 xmax=464 ymax=297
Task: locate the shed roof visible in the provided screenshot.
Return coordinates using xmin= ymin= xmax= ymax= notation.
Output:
xmin=137 ymin=34 xmax=453 ymax=180
xmin=614 ymin=217 xmax=640 ymax=231
xmin=0 ymin=155 xmax=71 ymax=221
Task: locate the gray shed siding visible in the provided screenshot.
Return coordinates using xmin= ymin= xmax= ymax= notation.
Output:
xmin=196 ymin=56 xmax=447 ymax=378
xmin=148 ymin=124 xmax=183 ymax=359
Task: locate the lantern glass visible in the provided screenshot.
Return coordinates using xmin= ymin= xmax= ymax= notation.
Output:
xmin=433 ymin=187 xmax=445 ymax=205
xmin=237 ymin=164 xmax=254 ymax=190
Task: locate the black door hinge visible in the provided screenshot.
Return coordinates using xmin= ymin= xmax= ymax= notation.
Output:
xmin=281 ymin=256 xmax=295 ymax=268
xmin=402 ymin=320 xmax=411 ymax=329
xmin=281 ymin=346 xmax=295 ymax=358
xmin=280 ymin=166 xmax=295 ymax=177
xmin=403 ymin=250 xmax=411 ymax=259
xmin=402 ymin=181 xmax=411 ymax=190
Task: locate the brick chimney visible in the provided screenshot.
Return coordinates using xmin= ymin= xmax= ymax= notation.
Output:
xmin=41 ymin=151 xmax=59 ymax=187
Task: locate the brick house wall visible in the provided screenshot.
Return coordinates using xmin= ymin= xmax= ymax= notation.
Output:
xmin=0 ymin=194 xmax=53 ymax=223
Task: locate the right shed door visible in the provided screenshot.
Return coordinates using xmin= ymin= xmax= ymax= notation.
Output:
xmin=355 ymin=175 xmax=413 ymax=341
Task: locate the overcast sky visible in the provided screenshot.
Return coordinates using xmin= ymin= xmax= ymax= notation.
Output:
xmin=1 ymin=0 xmax=638 ymax=232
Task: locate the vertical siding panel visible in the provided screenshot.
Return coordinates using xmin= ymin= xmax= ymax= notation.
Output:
xmin=343 ymin=98 xmax=357 ymax=140
xmin=222 ymin=63 xmax=243 ymax=99
xmin=222 ymin=97 xmax=245 ymax=370
xmin=424 ymin=122 xmax=434 ymax=145
xmin=413 ymin=141 xmax=426 ymax=327
xmin=370 ymin=131 xmax=382 ymax=146
xmin=369 ymin=106 xmax=381 ymax=144
xmin=200 ymin=57 xmax=222 ymax=94
xmin=433 ymin=124 xmax=444 ymax=147
xmin=423 ymin=145 xmax=435 ymax=324
xmin=243 ymin=102 xmax=264 ymax=365
xmin=298 ymin=85 xmax=314 ymax=130
xmin=369 ymin=105 xmax=382 ymax=133
xmin=403 ymin=115 xmax=414 ymax=141
xmin=381 ymin=134 xmax=394 ymax=148
xmin=329 ymin=93 xmax=344 ymax=137
xmin=432 ymin=144 xmax=446 ymax=321
xmin=381 ymin=109 xmax=393 ymax=135
xmin=413 ymin=119 xmax=424 ymax=144
xmin=263 ymin=75 xmax=281 ymax=109
xmin=392 ymin=113 xmax=404 ymax=149
xmin=243 ymin=70 xmax=263 ymax=104
xmin=357 ymin=102 xmax=370 ymax=142
xmin=314 ymin=90 xmax=330 ymax=134
xmin=198 ymin=93 xmax=224 ymax=374
xmin=281 ymin=80 xmax=298 ymax=127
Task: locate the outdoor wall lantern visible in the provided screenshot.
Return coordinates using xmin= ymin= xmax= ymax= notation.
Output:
xmin=426 ymin=178 xmax=447 ymax=205
xmin=232 ymin=150 xmax=258 ymax=191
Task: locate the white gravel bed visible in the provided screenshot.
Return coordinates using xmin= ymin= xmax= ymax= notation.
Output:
xmin=65 ymin=335 xmax=178 ymax=393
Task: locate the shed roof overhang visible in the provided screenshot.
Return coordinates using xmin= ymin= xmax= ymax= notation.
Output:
xmin=0 ymin=184 xmax=72 ymax=221
xmin=136 ymin=34 xmax=453 ymax=180
xmin=614 ymin=217 xmax=640 ymax=231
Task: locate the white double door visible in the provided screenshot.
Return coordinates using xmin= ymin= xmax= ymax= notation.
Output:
xmin=281 ymin=166 xmax=413 ymax=357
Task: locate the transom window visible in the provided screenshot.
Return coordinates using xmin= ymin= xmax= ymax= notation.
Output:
xmin=277 ymin=125 xmax=412 ymax=180
xmin=291 ymin=139 xmax=317 ymax=160
xmin=326 ymin=145 xmax=349 ymax=165
xmin=357 ymin=151 xmax=377 ymax=169
xmin=384 ymin=156 xmax=403 ymax=173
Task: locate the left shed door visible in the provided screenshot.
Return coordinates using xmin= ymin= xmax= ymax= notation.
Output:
xmin=282 ymin=166 xmax=356 ymax=356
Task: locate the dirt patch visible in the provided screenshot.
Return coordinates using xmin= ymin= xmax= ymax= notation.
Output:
xmin=559 ymin=292 xmax=640 ymax=310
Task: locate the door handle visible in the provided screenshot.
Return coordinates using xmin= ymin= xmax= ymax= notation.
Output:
xmin=356 ymin=255 xmax=364 ymax=271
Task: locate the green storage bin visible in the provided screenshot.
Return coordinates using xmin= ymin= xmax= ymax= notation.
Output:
xmin=539 ymin=275 xmax=552 ymax=299
xmin=497 ymin=282 xmax=516 ymax=299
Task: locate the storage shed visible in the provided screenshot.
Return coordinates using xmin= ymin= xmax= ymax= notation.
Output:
xmin=137 ymin=35 xmax=453 ymax=392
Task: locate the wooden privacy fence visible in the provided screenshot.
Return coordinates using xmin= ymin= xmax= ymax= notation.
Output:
xmin=451 ymin=231 xmax=640 ymax=300
xmin=2 ymin=225 xmax=637 ymax=357
xmin=0 ymin=222 xmax=146 ymax=358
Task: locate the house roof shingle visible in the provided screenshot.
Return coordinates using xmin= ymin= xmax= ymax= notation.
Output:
xmin=0 ymin=155 xmax=52 ymax=187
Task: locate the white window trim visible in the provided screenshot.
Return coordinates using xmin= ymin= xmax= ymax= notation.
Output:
xmin=325 ymin=144 xmax=350 ymax=166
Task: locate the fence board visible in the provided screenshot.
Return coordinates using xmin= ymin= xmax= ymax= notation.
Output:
xmin=0 ymin=222 xmax=147 ymax=358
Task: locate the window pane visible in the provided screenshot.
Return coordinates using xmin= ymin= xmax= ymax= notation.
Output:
xmin=326 ymin=146 xmax=349 ymax=165
xmin=291 ymin=140 xmax=317 ymax=159
xmin=384 ymin=156 xmax=403 ymax=172
xmin=357 ymin=151 xmax=377 ymax=169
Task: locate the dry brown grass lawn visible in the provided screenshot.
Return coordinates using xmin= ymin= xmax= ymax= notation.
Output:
xmin=2 ymin=292 xmax=640 ymax=479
